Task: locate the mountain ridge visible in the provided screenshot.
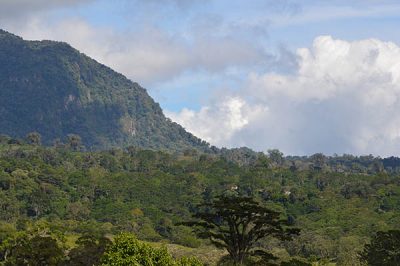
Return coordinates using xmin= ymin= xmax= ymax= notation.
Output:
xmin=0 ymin=29 xmax=212 ymax=152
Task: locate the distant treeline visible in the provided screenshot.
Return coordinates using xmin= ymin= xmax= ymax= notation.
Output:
xmin=3 ymin=132 xmax=400 ymax=174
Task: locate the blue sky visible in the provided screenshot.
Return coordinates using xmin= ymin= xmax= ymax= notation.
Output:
xmin=2 ymin=0 xmax=400 ymax=156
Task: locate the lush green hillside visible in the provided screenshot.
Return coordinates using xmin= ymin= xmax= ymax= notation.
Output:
xmin=0 ymin=29 xmax=211 ymax=152
xmin=0 ymin=139 xmax=399 ymax=265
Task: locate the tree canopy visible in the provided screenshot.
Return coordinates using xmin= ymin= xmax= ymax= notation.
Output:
xmin=181 ymin=195 xmax=299 ymax=264
xmin=0 ymin=140 xmax=400 ymax=264
xmin=360 ymin=230 xmax=400 ymax=266
xmin=0 ymin=232 xmax=64 ymax=266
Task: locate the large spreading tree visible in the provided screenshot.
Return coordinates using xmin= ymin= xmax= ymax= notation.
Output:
xmin=181 ymin=195 xmax=299 ymax=265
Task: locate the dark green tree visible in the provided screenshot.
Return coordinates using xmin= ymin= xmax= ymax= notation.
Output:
xmin=67 ymin=134 xmax=82 ymax=151
xmin=310 ymin=153 xmax=326 ymax=171
xmin=267 ymin=149 xmax=284 ymax=166
xmin=181 ymin=195 xmax=299 ymax=265
xmin=66 ymin=234 xmax=111 ymax=266
xmin=26 ymin=132 xmax=41 ymax=146
xmin=360 ymin=230 xmax=400 ymax=266
xmin=0 ymin=233 xmax=64 ymax=266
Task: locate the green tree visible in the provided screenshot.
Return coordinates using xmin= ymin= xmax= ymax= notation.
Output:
xmin=310 ymin=153 xmax=326 ymax=171
xmin=66 ymin=234 xmax=111 ymax=266
xmin=268 ymin=149 xmax=284 ymax=166
xmin=181 ymin=195 xmax=299 ymax=265
xmin=26 ymin=132 xmax=41 ymax=146
xmin=67 ymin=134 xmax=82 ymax=151
xmin=0 ymin=233 xmax=64 ymax=266
xmin=360 ymin=230 xmax=400 ymax=266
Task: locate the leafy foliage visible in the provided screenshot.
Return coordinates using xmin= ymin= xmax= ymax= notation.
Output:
xmin=0 ymin=230 xmax=202 ymax=266
xmin=181 ymin=195 xmax=299 ymax=264
xmin=101 ymin=233 xmax=202 ymax=266
xmin=0 ymin=232 xmax=64 ymax=266
xmin=66 ymin=234 xmax=112 ymax=266
xmin=0 ymin=140 xmax=399 ymax=264
xmin=359 ymin=230 xmax=400 ymax=266
xmin=0 ymin=29 xmax=211 ymax=152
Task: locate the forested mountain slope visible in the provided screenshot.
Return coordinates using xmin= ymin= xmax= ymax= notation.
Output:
xmin=0 ymin=29 xmax=210 ymax=152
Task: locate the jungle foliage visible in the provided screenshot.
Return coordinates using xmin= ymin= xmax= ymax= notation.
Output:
xmin=0 ymin=137 xmax=400 ymax=264
xmin=0 ymin=29 xmax=211 ymax=152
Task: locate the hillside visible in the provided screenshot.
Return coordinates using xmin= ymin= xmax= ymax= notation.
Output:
xmin=0 ymin=29 xmax=211 ymax=152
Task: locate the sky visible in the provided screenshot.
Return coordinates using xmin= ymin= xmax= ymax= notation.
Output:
xmin=2 ymin=0 xmax=400 ymax=156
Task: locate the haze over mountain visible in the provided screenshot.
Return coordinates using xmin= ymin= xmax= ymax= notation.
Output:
xmin=0 ymin=29 xmax=210 ymax=151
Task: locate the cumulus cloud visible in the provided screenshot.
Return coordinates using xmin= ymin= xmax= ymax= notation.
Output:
xmin=169 ymin=36 xmax=400 ymax=156
xmin=166 ymin=97 xmax=267 ymax=146
xmin=249 ymin=37 xmax=397 ymax=102
xmin=4 ymin=1 xmax=400 ymax=156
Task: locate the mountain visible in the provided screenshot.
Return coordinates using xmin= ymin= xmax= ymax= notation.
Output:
xmin=0 ymin=29 xmax=211 ymax=152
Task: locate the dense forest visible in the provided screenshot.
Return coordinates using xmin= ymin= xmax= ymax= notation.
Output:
xmin=0 ymin=29 xmax=210 ymax=152
xmin=0 ymin=134 xmax=399 ymax=265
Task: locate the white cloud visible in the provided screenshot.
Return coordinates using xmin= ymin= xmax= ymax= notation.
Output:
xmin=168 ymin=36 xmax=400 ymax=156
xmin=166 ymin=97 xmax=267 ymax=147
xmin=3 ymin=15 xmax=265 ymax=85
xmin=4 ymin=0 xmax=400 ymax=156
xmin=249 ymin=36 xmax=400 ymax=102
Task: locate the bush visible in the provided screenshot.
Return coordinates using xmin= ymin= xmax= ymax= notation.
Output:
xmin=101 ymin=232 xmax=202 ymax=266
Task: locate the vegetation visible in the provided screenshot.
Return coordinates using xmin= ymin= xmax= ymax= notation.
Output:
xmin=0 ymin=29 xmax=211 ymax=152
xmin=0 ymin=229 xmax=201 ymax=266
xmin=102 ymin=233 xmax=202 ymax=266
xmin=67 ymin=234 xmax=111 ymax=265
xmin=359 ymin=230 xmax=400 ymax=266
xmin=1 ymin=233 xmax=65 ymax=265
xmin=181 ymin=195 xmax=299 ymax=264
xmin=0 ymin=137 xmax=399 ymax=264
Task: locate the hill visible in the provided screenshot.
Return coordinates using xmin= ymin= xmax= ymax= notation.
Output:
xmin=0 ymin=29 xmax=211 ymax=152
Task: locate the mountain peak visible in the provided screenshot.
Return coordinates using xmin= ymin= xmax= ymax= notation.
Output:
xmin=0 ymin=29 xmax=12 ymax=35
xmin=0 ymin=29 xmax=22 ymax=40
xmin=0 ymin=30 xmax=211 ymax=152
